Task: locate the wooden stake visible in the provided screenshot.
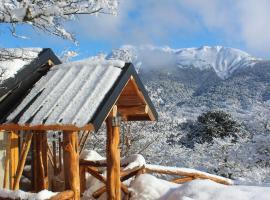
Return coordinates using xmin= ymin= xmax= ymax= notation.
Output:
xmin=13 ymin=132 xmax=33 ymax=190
xmin=106 ymin=105 xmax=121 ymax=200
xmin=9 ymin=131 xmax=19 ymax=189
xmin=63 ymin=131 xmax=80 ymax=200
xmin=3 ymin=132 xmax=11 ymax=189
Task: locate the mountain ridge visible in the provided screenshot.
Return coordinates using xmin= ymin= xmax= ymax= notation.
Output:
xmin=109 ymin=45 xmax=261 ymax=79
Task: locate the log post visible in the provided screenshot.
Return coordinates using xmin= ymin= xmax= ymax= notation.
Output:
xmin=79 ymin=166 xmax=86 ymax=195
xmin=9 ymin=131 xmax=19 ymax=189
xmin=33 ymin=132 xmax=49 ymax=192
xmin=106 ymin=105 xmax=121 ymax=200
xmin=63 ymin=131 xmax=80 ymax=200
xmin=3 ymin=132 xmax=11 ymax=189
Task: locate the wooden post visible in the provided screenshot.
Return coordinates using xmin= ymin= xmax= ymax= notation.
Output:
xmin=33 ymin=132 xmax=49 ymax=192
xmin=79 ymin=166 xmax=86 ymax=195
xmin=63 ymin=131 xmax=80 ymax=200
xmin=9 ymin=131 xmax=19 ymax=189
xmin=3 ymin=132 xmax=11 ymax=189
xmin=106 ymin=105 xmax=121 ymax=200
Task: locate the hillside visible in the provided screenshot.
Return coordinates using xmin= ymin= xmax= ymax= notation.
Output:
xmin=90 ymin=45 xmax=270 ymax=183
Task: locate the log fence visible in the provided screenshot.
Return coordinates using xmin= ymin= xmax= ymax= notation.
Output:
xmin=79 ymin=159 xmax=233 ymax=199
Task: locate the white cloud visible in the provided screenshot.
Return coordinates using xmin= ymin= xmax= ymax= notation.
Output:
xmin=71 ymin=0 xmax=270 ymax=57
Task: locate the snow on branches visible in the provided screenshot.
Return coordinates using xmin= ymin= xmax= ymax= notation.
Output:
xmin=0 ymin=0 xmax=119 ymax=41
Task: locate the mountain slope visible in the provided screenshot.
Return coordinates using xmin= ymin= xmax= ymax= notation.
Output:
xmin=106 ymin=45 xmax=270 ymax=183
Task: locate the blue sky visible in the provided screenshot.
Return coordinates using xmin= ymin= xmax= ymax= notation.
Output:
xmin=1 ymin=0 xmax=270 ymax=59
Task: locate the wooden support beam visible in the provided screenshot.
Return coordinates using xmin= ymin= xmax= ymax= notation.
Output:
xmin=79 ymin=166 xmax=86 ymax=195
xmin=33 ymin=132 xmax=49 ymax=192
xmin=3 ymin=132 xmax=11 ymax=189
xmin=13 ymin=132 xmax=33 ymax=190
xmin=118 ymin=105 xmax=149 ymax=116
xmin=79 ymin=131 xmax=91 ymax=155
xmin=9 ymin=131 xmax=19 ymax=189
xmin=63 ymin=131 xmax=80 ymax=200
xmin=106 ymin=105 xmax=121 ymax=200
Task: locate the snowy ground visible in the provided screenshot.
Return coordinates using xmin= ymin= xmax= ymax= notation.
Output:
xmin=130 ymin=174 xmax=270 ymax=200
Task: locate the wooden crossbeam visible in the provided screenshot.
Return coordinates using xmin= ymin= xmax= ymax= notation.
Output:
xmin=118 ymin=105 xmax=149 ymax=116
xmin=120 ymin=167 xmax=143 ymax=182
xmin=47 ymin=142 xmax=55 ymax=169
xmin=13 ymin=132 xmax=33 ymax=190
xmin=0 ymin=123 xmax=94 ymax=132
xmin=79 ymin=131 xmax=91 ymax=155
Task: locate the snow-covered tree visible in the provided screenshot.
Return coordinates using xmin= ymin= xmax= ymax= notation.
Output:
xmin=0 ymin=0 xmax=119 ymax=42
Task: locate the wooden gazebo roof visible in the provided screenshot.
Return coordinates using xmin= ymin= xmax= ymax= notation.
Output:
xmin=0 ymin=56 xmax=157 ymax=131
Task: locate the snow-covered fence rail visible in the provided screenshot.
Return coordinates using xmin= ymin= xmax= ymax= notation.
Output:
xmin=0 ymin=190 xmax=74 ymax=200
xmin=79 ymin=152 xmax=233 ymax=199
xmin=144 ymin=164 xmax=233 ymax=185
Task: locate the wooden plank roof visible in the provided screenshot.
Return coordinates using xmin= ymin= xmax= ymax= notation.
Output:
xmin=0 ymin=48 xmax=61 ymax=122
xmin=0 ymin=56 xmax=157 ymax=131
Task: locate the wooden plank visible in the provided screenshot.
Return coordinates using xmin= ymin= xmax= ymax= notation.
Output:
xmin=106 ymin=105 xmax=121 ymax=200
xmin=63 ymin=131 xmax=80 ymax=200
xmin=3 ymin=132 xmax=11 ymax=189
xmin=9 ymin=131 xmax=19 ymax=189
xmin=13 ymin=132 xmax=33 ymax=190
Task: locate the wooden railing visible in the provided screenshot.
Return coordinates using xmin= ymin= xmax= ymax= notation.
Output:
xmin=80 ymin=159 xmax=143 ymax=199
xmin=79 ymin=159 xmax=233 ymax=199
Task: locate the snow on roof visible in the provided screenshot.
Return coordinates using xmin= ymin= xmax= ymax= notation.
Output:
xmin=7 ymin=55 xmax=125 ymax=127
xmin=0 ymin=48 xmax=42 ymax=81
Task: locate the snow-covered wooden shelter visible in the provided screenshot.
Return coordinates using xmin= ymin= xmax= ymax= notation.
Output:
xmin=0 ymin=48 xmax=60 ymax=189
xmin=0 ymin=56 xmax=158 ymax=200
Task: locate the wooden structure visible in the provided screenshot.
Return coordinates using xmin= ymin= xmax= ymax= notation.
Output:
xmin=0 ymin=57 xmax=158 ymax=200
xmin=0 ymin=48 xmax=61 ymax=190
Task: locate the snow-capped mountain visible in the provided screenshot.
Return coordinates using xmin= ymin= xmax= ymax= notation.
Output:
xmin=105 ymin=45 xmax=270 ymax=183
xmin=109 ymin=45 xmax=259 ymax=79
